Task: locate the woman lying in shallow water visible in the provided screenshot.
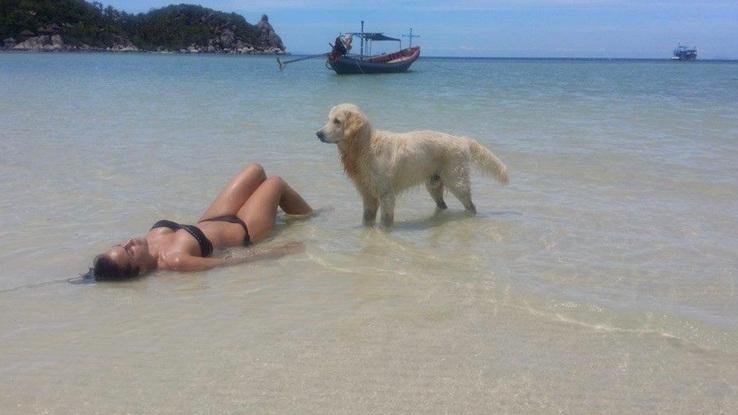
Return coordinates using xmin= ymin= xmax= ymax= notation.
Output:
xmin=82 ymin=163 xmax=312 ymax=281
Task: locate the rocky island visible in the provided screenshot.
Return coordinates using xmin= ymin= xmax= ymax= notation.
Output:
xmin=0 ymin=0 xmax=286 ymax=54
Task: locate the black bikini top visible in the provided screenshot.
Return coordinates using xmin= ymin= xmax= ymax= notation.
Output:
xmin=150 ymin=220 xmax=213 ymax=257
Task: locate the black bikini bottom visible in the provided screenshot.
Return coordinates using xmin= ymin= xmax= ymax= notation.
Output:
xmin=198 ymin=215 xmax=252 ymax=247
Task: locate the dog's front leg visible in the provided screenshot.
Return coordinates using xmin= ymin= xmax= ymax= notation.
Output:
xmin=379 ymin=190 xmax=395 ymax=228
xmin=361 ymin=192 xmax=379 ymax=226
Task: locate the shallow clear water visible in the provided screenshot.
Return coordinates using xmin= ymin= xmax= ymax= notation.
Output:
xmin=1 ymin=53 xmax=737 ymax=413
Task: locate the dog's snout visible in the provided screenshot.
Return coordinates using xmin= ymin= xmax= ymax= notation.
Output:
xmin=316 ymin=130 xmax=326 ymax=142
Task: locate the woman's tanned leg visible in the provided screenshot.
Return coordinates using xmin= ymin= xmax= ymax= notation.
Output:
xmin=236 ymin=176 xmax=312 ymax=242
xmin=199 ymin=163 xmax=267 ymax=221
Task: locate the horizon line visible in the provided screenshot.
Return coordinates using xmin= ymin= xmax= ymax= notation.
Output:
xmin=1 ymin=51 xmax=736 ymax=61
xmin=286 ymin=53 xmax=738 ymax=62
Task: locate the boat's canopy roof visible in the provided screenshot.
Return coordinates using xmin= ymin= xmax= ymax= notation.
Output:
xmin=349 ymin=32 xmax=400 ymax=42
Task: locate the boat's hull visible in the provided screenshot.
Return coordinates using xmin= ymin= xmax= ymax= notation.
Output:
xmin=328 ymin=47 xmax=420 ymax=75
xmin=674 ymin=54 xmax=697 ymax=61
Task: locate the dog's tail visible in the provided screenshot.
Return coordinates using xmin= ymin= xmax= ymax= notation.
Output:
xmin=468 ymin=139 xmax=509 ymax=185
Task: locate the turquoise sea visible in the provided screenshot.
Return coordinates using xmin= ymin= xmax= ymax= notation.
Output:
xmin=1 ymin=53 xmax=737 ymax=413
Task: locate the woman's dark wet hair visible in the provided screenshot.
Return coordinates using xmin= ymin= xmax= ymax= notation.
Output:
xmin=85 ymin=254 xmax=141 ymax=281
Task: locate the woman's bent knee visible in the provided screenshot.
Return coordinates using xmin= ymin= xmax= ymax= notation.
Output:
xmin=265 ymin=175 xmax=285 ymax=187
xmin=244 ymin=163 xmax=266 ymax=180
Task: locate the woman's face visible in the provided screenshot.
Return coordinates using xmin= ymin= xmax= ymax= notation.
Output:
xmin=105 ymin=237 xmax=154 ymax=273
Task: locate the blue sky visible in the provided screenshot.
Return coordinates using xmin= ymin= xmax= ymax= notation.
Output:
xmin=105 ymin=1 xmax=738 ymax=58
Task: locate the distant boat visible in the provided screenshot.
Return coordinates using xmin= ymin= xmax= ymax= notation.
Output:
xmin=326 ymin=21 xmax=420 ymax=75
xmin=672 ymin=44 xmax=697 ymax=61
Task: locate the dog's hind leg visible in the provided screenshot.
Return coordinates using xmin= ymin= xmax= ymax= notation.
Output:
xmin=379 ymin=190 xmax=396 ymax=228
xmin=425 ymin=174 xmax=447 ymax=210
xmin=443 ymin=166 xmax=476 ymax=215
xmin=361 ymin=192 xmax=379 ymax=226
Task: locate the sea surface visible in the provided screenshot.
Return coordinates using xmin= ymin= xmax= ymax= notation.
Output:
xmin=1 ymin=53 xmax=737 ymax=413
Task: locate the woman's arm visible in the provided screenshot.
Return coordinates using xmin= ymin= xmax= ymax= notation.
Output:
xmin=165 ymin=242 xmax=305 ymax=272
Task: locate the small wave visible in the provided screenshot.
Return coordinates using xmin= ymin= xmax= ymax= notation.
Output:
xmin=520 ymin=300 xmax=718 ymax=354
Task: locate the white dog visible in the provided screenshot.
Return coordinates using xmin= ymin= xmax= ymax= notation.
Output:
xmin=316 ymin=103 xmax=509 ymax=227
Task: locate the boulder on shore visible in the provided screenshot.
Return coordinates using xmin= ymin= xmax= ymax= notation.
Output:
xmin=13 ymin=35 xmax=52 ymax=50
xmin=10 ymin=34 xmax=138 ymax=52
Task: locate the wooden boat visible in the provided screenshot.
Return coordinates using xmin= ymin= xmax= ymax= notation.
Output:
xmin=326 ymin=22 xmax=420 ymax=75
xmin=328 ymin=46 xmax=420 ymax=74
xmin=275 ymin=22 xmax=421 ymax=74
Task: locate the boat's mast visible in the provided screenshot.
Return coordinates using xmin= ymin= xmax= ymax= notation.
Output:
xmin=402 ymin=28 xmax=420 ymax=48
xmin=360 ymin=20 xmax=364 ymax=59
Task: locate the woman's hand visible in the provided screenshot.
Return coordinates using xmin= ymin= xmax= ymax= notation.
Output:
xmin=164 ymin=241 xmax=306 ymax=272
xmin=275 ymin=241 xmax=306 ymax=255
xmin=224 ymin=241 xmax=305 ymax=266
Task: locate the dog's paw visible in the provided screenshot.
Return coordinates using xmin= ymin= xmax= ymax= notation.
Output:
xmin=464 ymin=203 xmax=477 ymax=215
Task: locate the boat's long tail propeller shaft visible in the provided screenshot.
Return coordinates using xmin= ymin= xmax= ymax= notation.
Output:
xmin=277 ymin=53 xmax=328 ymax=71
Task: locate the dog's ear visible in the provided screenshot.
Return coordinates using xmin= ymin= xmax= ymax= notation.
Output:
xmin=343 ymin=109 xmax=366 ymax=142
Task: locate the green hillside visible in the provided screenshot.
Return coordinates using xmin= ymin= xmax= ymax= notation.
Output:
xmin=0 ymin=0 xmax=275 ymax=51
